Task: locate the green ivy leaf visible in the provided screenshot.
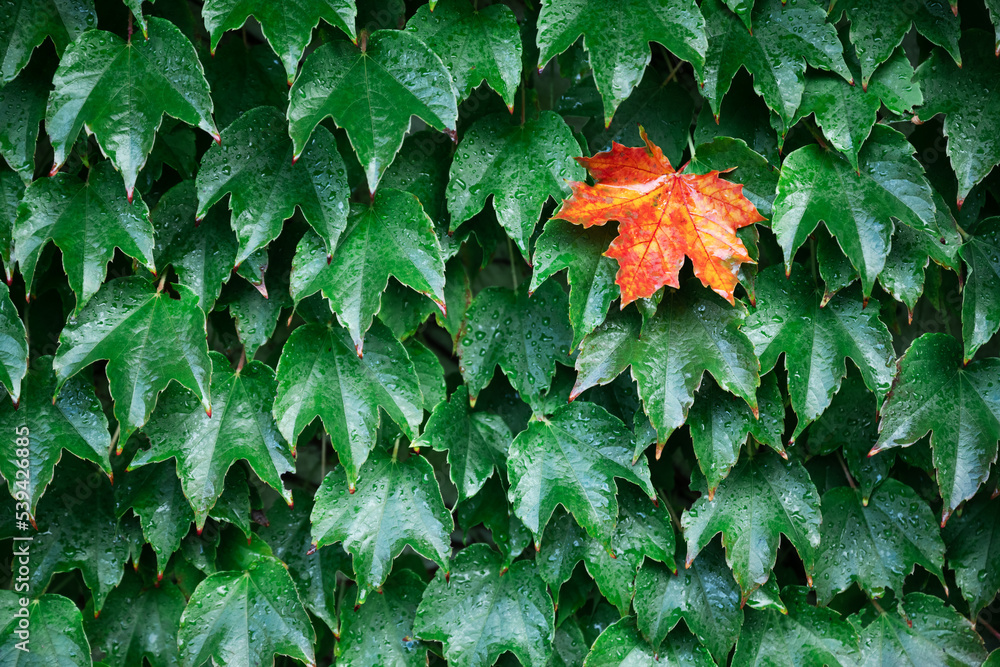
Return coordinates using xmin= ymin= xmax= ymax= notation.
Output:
xmin=682 ymin=450 xmax=820 ymax=598
xmin=177 ymin=554 xmax=315 ymax=667
xmin=0 ymin=169 xmax=20 ymax=280
xmin=0 ymin=0 xmax=95 ymax=84
xmin=221 ymin=278 xmax=285 ymax=360
xmin=151 ymin=180 xmax=236 ymax=311
xmin=0 ymin=54 xmax=52 ymax=179
xmin=447 ymin=112 xmax=583 ymax=255
xmin=804 ymin=370 xmax=890 ymax=503
xmin=634 ymin=544 xmax=743 ymax=663
xmin=84 ymin=568 xmax=185 ymax=667
xmin=0 ymin=279 xmax=26 ymax=402
xmin=115 ymin=459 xmax=193 ymax=574
xmin=53 ymin=276 xmax=211 ymax=440
xmin=853 ymin=594 xmax=987 ymax=667
xmin=272 ymin=320 xmax=423 ymax=487
xmin=45 ymin=17 xmax=217 ymax=197
xmin=0 ymin=356 xmax=107 ymax=515
xmin=873 ymin=333 xmax=1000 ymax=524
xmin=916 ymin=30 xmax=1000 ymax=204
xmin=531 ymin=219 xmax=619 ymax=350
xmin=258 ymin=489 xmax=349 ymax=632
xmin=834 ymin=0 xmax=960 ymax=88
xmin=405 ymin=0 xmax=522 ymax=108
xmin=0 ymin=592 xmax=90 ymax=666
xmin=690 ymin=136 xmax=779 ymax=221
xmin=15 ymin=161 xmax=156 ymax=310
xmin=790 ymin=50 xmax=922 ymax=171
xmin=30 ymin=456 xmax=128 ymax=611
xmin=414 ymin=385 xmax=511 ymax=504
xmin=744 ymin=264 xmax=894 ymax=439
xmin=701 ymin=0 xmax=851 ymax=129
xmin=772 ymin=125 xmax=938 ymax=295
xmin=290 ymin=188 xmax=445 ymax=353
xmin=508 ymin=401 xmax=654 ymax=545
xmin=135 ymin=351 xmax=292 ymax=529
xmin=584 ymin=617 xmax=714 ymax=667
xmin=414 ymin=543 xmax=555 ymax=667
xmin=573 ymin=283 xmax=759 ymax=447
xmin=536 ymin=0 xmax=707 ymax=124
xmin=455 ymin=475 xmax=532 ymax=568
xmin=538 ymin=484 xmax=673 ymax=615
xmin=311 ymin=448 xmax=452 ymax=602
xmin=814 ymin=479 xmax=945 ymax=603
xmin=202 ymin=0 xmax=355 ymax=84
xmin=944 ymin=496 xmax=1000 ymax=618
xmin=338 ymin=569 xmax=429 ymax=666
xmin=288 ymin=30 xmax=457 ymax=192
xmin=197 ymin=105 xmax=349 ymax=265
xmin=733 ymin=586 xmax=860 ymax=667
xmin=406 ymin=338 xmax=446 ymax=412
xmin=688 ymin=373 xmax=785 ymax=495
xmin=960 ymin=217 xmax=1000 ymax=361
xmin=458 ymin=282 xmax=572 ymax=406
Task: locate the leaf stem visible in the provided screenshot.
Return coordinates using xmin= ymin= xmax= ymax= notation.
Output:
xmin=320 ymin=431 xmax=328 ymax=479
xmin=979 ymin=615 xmax=1000 ymax=641
xmin=391 ymin=436 xmax=401 ymax=463
xmin=507 ymin=237 xmax=519 ymax=290
xmin=659 ymin=489 xmax=683 ymax=533
xmin=836 ymin=450 xmax=857 ymax=490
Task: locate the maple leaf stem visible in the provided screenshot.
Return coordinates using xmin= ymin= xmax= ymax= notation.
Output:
xmin=391 ymin=436 xmax=401 ymax=463
xmin=320 ymin=431 xmax=328 ymax=480
xmin=658 ymin=488 xmax=682 ymax=533
xmin=979 ymin=615 xmax=1000 ymax=641
xmin=870 ymin=597 xmax=885 ymax=615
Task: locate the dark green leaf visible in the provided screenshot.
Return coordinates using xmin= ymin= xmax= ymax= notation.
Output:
xmin=405 ymin=0 xmax=522 ymax=108
xmin=197 ymin=105 xmax=349 ymax=265
xmin=834 ymin=0 xmax=960 ymax=88
xmin=136 ymin=351 xmax=292 ymax=529
xmin=701 ymin=0 xmax=851 ymax=129
xmin=944 ymin=495 xmax=1000 ymax=618
xmin=338 ymin=569 xmax=429 ymax=667
xmin=311 ymin=447 xmax=452 ymax=601
xmin=290 ymin=188 xmax=444 ymax=352
xmin=84 ymin=568 xmax=185 ymax=667
xmin=288 ymin=30 xmax=457 ymax=192
xmin=853 ymin=593 xmax=987 ymax=667
xmin=202 ymin=0 xmax=355 ymax=83
xmin=151 ymin=180 xmax=237 ymax=311
xmin=584 ymin=617 xmax=715 ymax=667
xmin=536 ymin=0 xmax=707 ymax=124
xmin=574 ymin=283 xmax=759 ymax=447
xmin=531 ymin=219 xmax=619 ymax=349
xmin=0 ymin=53 xmax=52 ymax=179
xmin=447 ymin=112 xmax=584 ymax=255
xmin=772 ymin=125 xmax=939 ymax=295
xmin=15 ymin=161 xmax=155 ymax=310
xmin=682 ymin=450 xmax=821 ymax=598
xmin=733 ymin=586 xmax=860 ymax=667
xmin=634 ymin=544 xmax=743 ymax=663
xmin=53 ymin=276 xmax=211 ymax=440
xmin=538 ymin=484 xmax=673 ymax=614
xmin=745 ymin=264 xmax=894 ymax=439
xmin=814 ymin=479 xmax=945 ymax=603
xmin=508 ymin=401 xmax=654 ymax=544
xmin=414 ymin=543 xmax=555 ymax=667
xmin=272 ymin=320 xmax=423 ymax=487
xmin=0 ymin=592 xmax=90 ymax=666
xmin=458 ymin=282 xmax=572 ymax=406
xmin=960 ymin=217 xmax=1000 ymax=361
xmin=177 ymin=554 xmax=315 ymax=667
xmin=688 ymin=372 xmax=785 ymax=495
xmin=415 ymin=385 xmax=511 ymax=504
xmin=0 ymin=0 xmax=95 ymax=83
xmin=45 ymin=17 xmax=217 ymax=197
xmin=873 ymin=333 xmax=1000 ymax=523
xmin=115 ymin=459 xmax=193 ymax=574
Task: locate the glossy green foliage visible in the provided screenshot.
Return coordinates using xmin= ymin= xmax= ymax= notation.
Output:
xmin=45 ymin=17 xmax=217 ymax=197
xmin=6 ymin=1 xmax=1000 ymax=665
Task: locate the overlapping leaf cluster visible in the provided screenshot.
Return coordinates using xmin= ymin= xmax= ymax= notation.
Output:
xmin=1 ymin=0 xmax=1000 ymax=665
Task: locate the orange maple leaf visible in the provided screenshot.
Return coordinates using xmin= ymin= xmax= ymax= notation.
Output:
xmin=553 ymin=130 xmax=764 ymax=306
